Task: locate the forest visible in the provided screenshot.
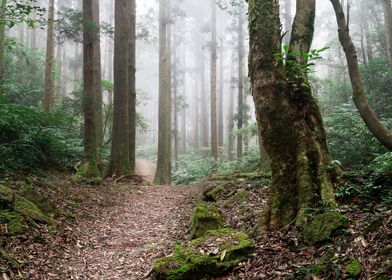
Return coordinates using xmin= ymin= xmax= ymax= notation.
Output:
xmin=0 ymin=0 xmax=391 ymax=279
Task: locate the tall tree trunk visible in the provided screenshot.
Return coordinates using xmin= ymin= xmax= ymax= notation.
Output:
xmin=218 ymin=38 xmax=224 ymax=147
xmin=362 ymin=1 xmax=373 ymax=60
xmin=331 ymin=0 xmax=392 ymax=150
xmin=173 ymin=28 xmax=179 ymax=170
xmin=249 ymin=0 xmax=336 ymax=230
xmin=237 ymin=6 xmax=244 ymax=160
xmin=76 ymin=0 xmax=101 ymax=181
xmin=181 ymin=37 xmax=187 ymax=154
xmin=128 ymin=0 xmax=137 ymax=174
xmin=30 ymin=12 xmax=36 ymax=49
xmin=44 ymin=0 xmax=55 ymax=112
xmin=283 ymin=0 xmax=292 ymax=45
xmin=227 ymin=54 xmax=235 ymax=161
xmin=109 ymin=0 xmax=131 ymax=176
xmin=383 ymin=0 xmax=392 ymax=67
xmin=92 ymin=0 xmax=103 ymax=160
xmin=154 ymin=0 xmax=172 ymax=185
xmin=210 ymin=0 xmax=218 ymax=160
xmin=200 ymin=46 xmax=209 ymax=148
xmin=0 ymin=0 xmax=6 ymax=88
xmin=194 ymin=63 xmax=199 ymax=148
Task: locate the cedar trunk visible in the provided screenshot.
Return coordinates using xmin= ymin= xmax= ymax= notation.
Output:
xmin=109 ymin=0 xmax=131 ymax=176
xmin=128 ymin=0 xmax=137 ymax=174
xmin=44 ymin=0 xmax=55 ymax=112
xmin=154 ymin=0 xmax=171 ymax=185
xmin=210 ymin=0 xmax=218 ymax=160
xmin=0 ymin=0 xmax=6 ymax=87
xmin=237 ymin=7 xmax=244 ymax=160
xmin=248 ymin=0 xmax=336 ymax=230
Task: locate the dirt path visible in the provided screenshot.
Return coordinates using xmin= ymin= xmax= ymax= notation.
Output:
xmin=135 ymin=158 xmax=156 ymax=182
xmin=59 ymin=184 xmax=199 ymax=279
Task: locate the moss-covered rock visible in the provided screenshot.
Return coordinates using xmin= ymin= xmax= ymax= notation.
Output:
xmin=203 ymin=185 xmax=224 ymax=202
xmin=0 ymin=211 xmax=24 ymax=235
xmin=72 ymin=162 xmax=102 ymax=185
xmin=190 ymin=204 xmax=224 ymax=239
xmin=345 ymin=259 xmax=361 ymax=278
xmin=0 ymin=185 xmax=15 ymax=208
xmin=14 ymin=194 xmax=54 ymax=224
xmin=302 ymin=211 xmax=348 ymax=245
xmin=153 ymin=228 xmax=254 ymax=280
xmin=20 ymin=185 xmax=59 ymax=218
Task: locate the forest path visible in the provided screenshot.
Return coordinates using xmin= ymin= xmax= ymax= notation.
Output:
xmin=61 ymin=183 xmax=200 ymax=279
xmin=135 ymin=158 xmax=156 ymax=182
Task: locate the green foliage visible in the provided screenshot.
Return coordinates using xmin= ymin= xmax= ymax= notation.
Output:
xmin=0 ymin=98 xmax=82 ymax=175
xmin=1 ymin=0 xmax=46 ymax=28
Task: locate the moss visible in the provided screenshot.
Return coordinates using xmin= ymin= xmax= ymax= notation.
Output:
xmin=72 ymin=162 xmax=102 ymax=185
xmin=302 ymin=211 xmax=348 ymax=245
xmin=0 ymin=185 xmax=14 ymax=208
xmin=203 ymin=185 xmax=224 ymax=202
xmin=153 ymin=228 xmax=254 ymax=280
xmin=0 ymin=249 xmax=19 ymax=270
xmin=190 ymin=204 xmax=224 ymax=239
xmin=20 ymin=185 xmax=59 ymax=218
xmin=14 ymin=194 xmax=54 ymax=225
xmin=345 ymin=259 xmax=361 ymax=277
xmin=0 ymin=211 xmax=24 ymax=235
xmin=231 ymin=189 xmax=249 ymax=204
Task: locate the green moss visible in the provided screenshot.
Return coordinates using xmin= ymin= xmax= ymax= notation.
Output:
xmin=345 ymin=259 xmax=361 ymax=277
xmin=72 ymin=162 xmax=102 ymax=185
xmin=20 ymin=185 xmax=59 ymax=218
xmin=153 ymin=228 xmax=254 ymax=280
xmin=232 ymin=189 xmax=249 ymax=204
xmin=0 ymin=185 xmax=14 ymax=207
xmin=302 ymin=211 xmax=348 ymax=245
xmin=203 ymin=185 xmax=224 ymax=202
xmin=0 ymin=249 xmax=19 ymax=270
xmin=190 ymin=204 xmax=224 ymax=239
xmin=14 ymin=194 xmax=54 ymax=225
xmin=0 ymin=211 xmax=24 ymax=235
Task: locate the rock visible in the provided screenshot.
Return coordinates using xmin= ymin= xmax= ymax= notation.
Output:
xmin=153 ymin=228 xmax=254 ymax=280
xmin=190 ymin=204 xmax=224 ymax=239
xmin=19 ymin=185 xmax=59 ymax=218
xmin=0 ymin=185 xmax=14 ymax=208
xmin=302 ymin=211 xmax=348 ymax=245
xmin=14 ymin=194 xmax=54 ymax=224
xmin=345 ymin=259 xmax=361 ymax=277
xmin=203 ymin=185 xmax=224 ymax=202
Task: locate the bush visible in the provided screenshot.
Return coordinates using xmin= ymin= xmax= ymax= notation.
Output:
xmin=0 ymin=99 xmax=82 ymax=175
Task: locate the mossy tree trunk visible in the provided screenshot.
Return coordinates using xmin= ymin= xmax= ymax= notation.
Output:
xmin=248 ymin=0 xmax=337 ymax=230
xmin=44 ymin=0 xmax=55 ymax=112
xmin=128 ymin=0 xmax=137 ymax=174
xmin=154 ymin=0 xmax=172 ymax=185
xmin=109 ymin=0 xmax=131 ymax=177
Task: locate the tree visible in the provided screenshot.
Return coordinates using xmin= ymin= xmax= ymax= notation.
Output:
xmin=330 ymin=0 xmax=392 ymax=150
xmin=0 ymin=0 xmax=6 ymax=86
xmin=44 ymin=0 xmax=55 ymax=112
xmin=382 ymin=0 xmax=392 ymax=67
xmin=210 ymin=0 xmax=218 ymax=160
xmin=75 ymin=0 xmax=102 ymax=181
xmin=237 ymin=5 xmax=244 ymax=159
xmin=109 ymin=0 xmax=131 ymax=177
xmin=248 ymin=0 xmax=337 ymax=230
xmin=154 ymin=0 xmax=172 ymax=185
xmin=128 ymin=0 xmax=137 ymax=174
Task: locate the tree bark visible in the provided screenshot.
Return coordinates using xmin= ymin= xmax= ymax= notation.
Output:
xmin=331 ymin=0 xmax=392 ymax=150
xmin=154 ymin=0 xmax=172 ymax=185
xmin=237 ymin=6 xmax=244 ymax=160
xmin=44 ymin=0 xmax=55 ymax=112
xmin=218 ymin=38 xmax=224 ymax=147
xmin=200 ymin=46 xmax=209 ymax=148
xmin=77 ymin=0 xmax=101 ymax=180
xmin=128 ymin=0 xmax=137 ymax=174
xmin=227 ymin=53 xmax=235 ymax=161
xmin=0 ymin=0 xmax=6 ymax=87
xmin=210 ymin=0 xmax=218 ymax=160
xmin=382 ymin=0 xmax=392 ymax=67
xmin=249 ymin=0 xmax=336 ymax=230
xmin=109 ymin=0 xmax=131 ymax=176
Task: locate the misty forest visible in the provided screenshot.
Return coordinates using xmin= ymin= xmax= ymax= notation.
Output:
xmin=0 ymin=0 xmax=391 ymax=279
